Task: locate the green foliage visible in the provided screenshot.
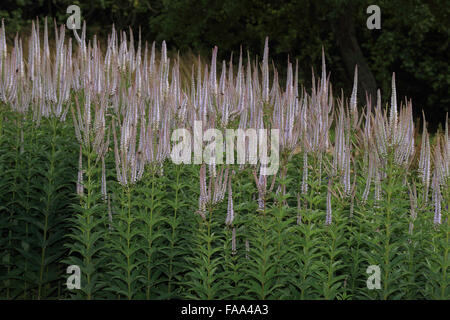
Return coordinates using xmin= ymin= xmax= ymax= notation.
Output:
xmin=0 ymin=111 xmax=76 ymax=299
xmin=64 ymin=150 xmax=107 ymax=299
xmin=1 ymin=1 xmax=447 ymax=128
xmin=0 ymin=110 xmax=448 ymax=300
xmin=0 ymin=11 xmax=448 ymax=298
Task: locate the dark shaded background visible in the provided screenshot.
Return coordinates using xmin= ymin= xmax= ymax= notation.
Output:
xmin=0 ymin=0 xmax=448 ymax=131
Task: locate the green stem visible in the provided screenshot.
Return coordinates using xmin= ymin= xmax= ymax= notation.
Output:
xmin=38 ymin=118 xmax=57 ymax=299
xmin=146 ymin=168 xmax=156 ymax=299
xmin=168 ymin=165 xmax=180 ymax=296
xmin=126 ymin=185 xmax=132 ymax=300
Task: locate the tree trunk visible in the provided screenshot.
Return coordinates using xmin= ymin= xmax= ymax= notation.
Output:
xmin=332 ymin=5 xmax=377 ymax=103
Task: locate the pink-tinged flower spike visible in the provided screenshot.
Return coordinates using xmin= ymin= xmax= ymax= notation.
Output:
xmin=419 ymin=113 xmax=431 ymax=203
xmin=212 ymin=166 xmax=228 ymax=205
xmin=296 ymin=193 xmax=302 ymax=225
xmin=373 ymin=89 xmax=387 ymax=157
xmin=362 ymin=152 xmax=375 ymax=203
xmin=231 ymin=227 xmax=237 ymax=256
xmin=262 ymin=37 xmax=269 ymax=103
xmin=321 ymin=46 xmax=327 ymax=99
xmin=253 ymin=168 xmax=266 ymax=211
xmin=112 ymin=119 xmax=123 ymax=185
xmin=0 ymin=19 xmax=6 ymax=63
xmin=77 ymin=144 xmax=84 ymax=197
xmin=343 ymin=144 xmax=351 ymax=197
xmin=160 ymin=40 xmax=169 ymax=97
xmin=364 ymin=92 xmax=373 ymax=148
xmin=210 ymin=46 xmax=218 ymax=96
xmin=225 ymin=171 xmax=234 ymax=226
xmin=301 ymin=152 xmax=308 ymax=195
xmin=236 ymin=46 xmax=243 ymax=98
xmin=349 ymin=165 xmax=357 ymax=218
xmin=441 ymin=114 xmax=449 ymax=183
xmin=253 ymin=165 xmax=276 ymax=212
xmin=221 ymin=168 xmax=230 ymax=203
xmin=374 ymin=166 xmax=382 ymax=207
xmin=325 ymin=179 xmax=332 ymax=226
xmin=101 ymin=156 xmax=107 ymax=202
xmin=219 ymin=60 xmax=226 ymax=97
xmin=350 ymin=65 xmax=358 ymax=129
xmin=389 ymin=73 xmax=398 ymax=145
xmin=339 ymin=106 xmax=346 ymax=170
xmin=432 ymin=166 xmax=442 ymax=225
xmin=197 ymin=164 xmax=207 ymax=220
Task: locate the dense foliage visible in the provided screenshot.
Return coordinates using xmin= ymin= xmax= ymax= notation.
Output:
xmin=0 ymin=20 xmax=448 ymax=300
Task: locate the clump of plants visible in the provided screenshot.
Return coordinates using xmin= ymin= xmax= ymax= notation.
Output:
xmin=0 ymin=19 xmax=448 ymax=300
